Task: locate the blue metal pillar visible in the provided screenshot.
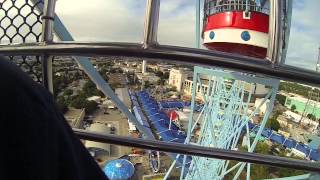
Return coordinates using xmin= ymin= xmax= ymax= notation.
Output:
xmin=180 ymin=66 xmax=279 ymax=180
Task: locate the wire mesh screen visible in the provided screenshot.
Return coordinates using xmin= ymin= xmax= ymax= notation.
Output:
xmin=0 ymin=0 xmax=43 ymax=82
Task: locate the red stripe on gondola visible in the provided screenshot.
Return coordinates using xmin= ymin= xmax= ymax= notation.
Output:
xmin=204 ymin=11 xmax=269 ymax=33
xmin=203 ymin=42 xmax=267 ymax=59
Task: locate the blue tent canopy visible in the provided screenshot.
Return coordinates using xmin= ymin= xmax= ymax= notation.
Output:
xmin=103 ymin=159 xmax=135 ymax=180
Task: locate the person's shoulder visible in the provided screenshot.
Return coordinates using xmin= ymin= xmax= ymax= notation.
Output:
xmin=0 ymin=56 xmax=51 ymax=101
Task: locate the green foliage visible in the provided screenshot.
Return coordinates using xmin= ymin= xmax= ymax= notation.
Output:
xmin=157 ymin=79 xmax=165 ymax=85
xmin=291 ymin=104 xmax=297 ymax=111
xmin=254 ymin=141 xmax=270 ymax=155
xmin=168 ymin=86 xmax=177 ymax=92
xmin=144 ymin=80 xmax=151 ymax=89
xmin=69 ymin=94 xmax=98 ymax=114
xmin=63 ymin=89 xmax=73 ymax=96
xmin=82 ymin=80 xmax=105 ymax=98
xmin=230 ymin=142 xmax=307 ymax=179
xmin=307 ymin=113 xmax=317 ymax=120
xmin=56 ymin=96 xmax=69 ymax=114
xmin=53 ymin=75 xmax=69 ymax=97
xmin=251 ymin=164 xmax=271 ymax=179
xmin=279 ymin=82 xmax=320 ymax=100
xmin=266 ymin=117 xmax=281 ymax=131
xmin=276 ymin=94 xmax=286 ymax=105
xmin=155 ymin=71 xmax=164 ymax=77
xmin=84 ymin=100 xmax=98 ymax=114
xmin=70 ymin=95 xmax=86 ymax=109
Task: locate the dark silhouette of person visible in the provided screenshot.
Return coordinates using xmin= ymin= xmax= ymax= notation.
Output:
xmin=0 ymin=56 xmax=108 ymax=180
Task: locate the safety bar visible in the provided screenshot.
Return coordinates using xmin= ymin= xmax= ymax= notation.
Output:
xmin=73 ymin=129 xmax=320 ymax=173
xmin=0 ymin=42 xmax=319 ymax=86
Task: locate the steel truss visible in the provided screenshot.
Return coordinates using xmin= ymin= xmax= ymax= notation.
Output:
xmin=173 ymin=66 xmax=280 ymax=180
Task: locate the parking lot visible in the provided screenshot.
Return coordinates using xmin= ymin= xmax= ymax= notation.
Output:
xmin=88 ymin=107 xmax=131 ymax=160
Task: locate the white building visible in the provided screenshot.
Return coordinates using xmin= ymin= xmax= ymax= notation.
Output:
xmin=142 ymin=60 xmax=147 ymax=74
xmin=87 ymin=96 xmax=101 ymax=103
xmin=169 ymin=68 xmax=270 ymax=102
xmin=284 ymin=110 xmax=319 ymax=131
xmin=183 ymin=79 xmax=209 ymax=101
xmin=168 ymin=68 xmax=192 ymax=92
xmin=254 ymin=98 xmax=270 ymax=115
xmin=136 ymin=72 xmax=160 ymax=83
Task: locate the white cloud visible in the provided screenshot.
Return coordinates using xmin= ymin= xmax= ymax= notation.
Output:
xmin=54 ymin=0 xmax=319 ymax=70
xmin=55 ymin=0 xmax=146 ymax=42
xmin=286 ymin=0 xmax=320 ymax=70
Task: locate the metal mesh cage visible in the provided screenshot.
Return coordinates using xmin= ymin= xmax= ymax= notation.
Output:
xmin=0 ymin=0 xmax=43 ymax=82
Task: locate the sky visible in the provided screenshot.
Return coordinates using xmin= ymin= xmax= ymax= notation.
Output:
xmin=55 ymin=0 xmax=320 ymax=71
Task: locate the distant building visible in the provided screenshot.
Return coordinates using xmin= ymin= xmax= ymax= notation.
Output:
xmin=142 ymin=60 xmax=147 ymax=74
xmin=284 ymin=110 xmax=319 ymax=131
xmin=87 ymin=96 xmax=101 ymax=103
xmin=168 ymin=68 xmax=192 ymax=92
xmin=183 ymin=78 xmax=209 ymax=101
xmin=285 ymin=95 xmax=320 ymax=119
xmin=183 ymin=76 xmax=270 ymax=102
xmin=254 ymin=98 xmax=270 ymax=115
xmin=169 ymin=68 xmax=270 ymax=102
xmin=135 ymin=72 xmax=160 ymax=83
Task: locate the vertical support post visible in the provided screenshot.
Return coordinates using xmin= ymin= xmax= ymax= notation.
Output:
xmin=41 ymin=0 xmax=56 ymax=93
xmin=233 ymin=81 xmax=279 ymax=179
xmin=316 ymin=47 xmax=320 ymax=72
xmin=181 ymin=68 xmax=199 ymax=179
xmin=195 ymin=0 xmax=201 ymax=48
xmin=267 ymin=0 xmax=281 ymax=64
xmin=143 ymin=0 xmax=160 ymax=48
xmin=280 ymin=0 xmax=293 ymax=65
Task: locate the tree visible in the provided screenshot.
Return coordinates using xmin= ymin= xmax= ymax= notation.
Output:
xmin=144 ymin=80 xmax=151 ymax=89
xmin=291 ymin=105 xmax=296 ymax=112
xmin=276 ymin=94 xmax=286 ymax=106
xmin=155 ymin=71 xmax=163 ymax=77
xmin=70 ymin=95 xmax=86 ymax=109
xmin=266 ymin=117 xmax=281 ymax=131
xmin=84 ymin=100 xmax=98 ymax=114
xmin=70 ymin=95 xmax=98 ymax=114
xmin=63 ymin=89 xmax=73 ymax=96
xmin=266 ymin=112 xmax=281 ymax=131
xmin=56 ymin=97 xmax=69 ymax=114
xmin=254 ymin=141 xmax=270 ymax=155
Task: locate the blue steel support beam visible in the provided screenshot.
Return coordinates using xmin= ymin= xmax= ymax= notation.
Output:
xmin=195 ymin=0 xmax=201 ymax=48
xmin=32 ymin=0 xmax=155 ymax=140
xmin=181 ymin=67 xmax=282 ymax=180
xmin=181 ymin=69 xmax=199 ymax=180
xmin=280 ymin=0 xmax=292 ymax=65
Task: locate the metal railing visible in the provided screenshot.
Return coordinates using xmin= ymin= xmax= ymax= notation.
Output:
xmin=0 ymin=0 xmax=319 ymax=176
xmin=204 ymin=0 xmax=269 ymax=16
xmin=0 ymin=0 xmax=44 ymax=82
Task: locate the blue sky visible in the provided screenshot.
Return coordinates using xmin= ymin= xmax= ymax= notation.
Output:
xmin=56 ymin=0 xmax=319 ymax=71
